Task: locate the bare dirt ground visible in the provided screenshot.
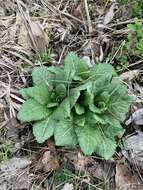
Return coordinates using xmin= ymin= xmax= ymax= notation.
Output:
xmin=0 ymin=0 xmax=143 ymax=189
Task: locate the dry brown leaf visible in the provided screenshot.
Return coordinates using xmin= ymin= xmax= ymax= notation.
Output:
xmin=72 ymin=3 xmax=84 ymax=20
xmin=0 ymin=16 xmax=14 ymax=27
xmin=126 ymin=108 xmax=143 ymax=125
xmin=115 ymin=161 xmax=142 ymax=190
xmin=122 ymin=132 xmax=143 ymax=172
xmin=103 ymin=3 xmax=116 ymax=25
xmin=36 ymin=151 xmax=60 ymax=172
xmin=74 ymin=152 xmax=89 ymax=171
xmin=120 ymin=70 xmax=140 ymax=82
xmin=88 ymin=160 xmax=115 ymax=180
xmin=28 ymin=21 xmax=49 ymax=53
xmin=6 ymin=118 xmax=22 ymax=140
xmin=16 ymin=13 xmax=31 ymax=53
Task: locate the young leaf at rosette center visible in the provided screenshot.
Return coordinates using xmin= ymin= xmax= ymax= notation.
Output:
xmin=69 ymin=81 xmax=92 ymax=108
xmin=85 ymin=110 xmax=106 ymax=125
xmin=82 ymin=90 xmax=105 ymax=113
xmin=55 ymin=84 xmax=67 ymax=101
xmin=74 ymin=103 xmax=85 ymax=115
xmin=69 ymin=88 xmax=80 ymax=108
xmin=54 ymin=120 xmax=77 ymax=146
xmin=74 ymin=114 xmax=85 ymax=127
xmin=83 ymin=91 xmax=94 ymax=106
xmin=64 ymin=52 xmax=89 ymax=83
xmin=19 ymin=84 xmax=51 ymax=105
xmin=53 ymin=98 xmax=71 ymax=121
xmin=33 ymin=116 xmax=55 ymax=143
xmin=75 ymin=125 xmax=101 ymax=155
xmin=17 ymin=99 xmax=49 ymax=122
xmin=47 ymin=102 xmax=59 ymax=108
xmin=90 ymin=64 xmax=117 ymax=96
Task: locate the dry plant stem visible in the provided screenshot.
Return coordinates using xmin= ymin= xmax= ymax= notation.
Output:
xmin=84 ymin=0 xmax=93 ymax=34
xmin=110 ymin=18 xmax=143 ymax=28
xmin=127 ymin=60 xmax=143 ymax=69
xmin=97 ymin=0 xmax=110 ymax=23
xmin=41 ymin=0 xmax=85 ymax=25
xmin=132 ymin=156 xmax=143 ymax=182
xmin=109 ymin=40 xmax=126 ymax=64
xmin=58 ymin=46 xmax=66 ymax=65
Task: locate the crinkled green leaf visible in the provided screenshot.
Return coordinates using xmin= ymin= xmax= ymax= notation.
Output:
xmin=47 ymin=102 xmax=59 ymax=108
xmin=32 ymin=66 xmax=66 ymax=87
xmin=33 ymin=98 xmax=71 ymax=144
xmin=93 ymin=76 xmax=112 ymax=95
xmin=83 ymin=90 xmax=106 ymax=113
xmin=54 ymin=120 xmax=77 ymax=146
xmin=75 ymin=125 xmax=101 ymax=155
xmin=90 ymin=63 xmax=116 ymax=80
xmin=73 ymin=75 xmax=83 ymax=81
xmin=105 ymin=120 xmax=125 ymax=139
xmin=64 ymin=52 xmax=76 ymax=82
xmin=107 ymin=78 xmax=133 ymax=122
xmin=69 ymin=88 xmax=80 ymax=108
xmin=90 ymin=64 xmax=116 ymax=95
xmin=86 ymin=111 xmax=106 ymax=125
xmin=83 ymin=91 xmax=94 ymax=106
xmin=20 ymin=85 xmax=50 ymax=105
xmin=94 ymin=123 xmax=122 ymax=159
xmin=33 ymin=117 xmax=55 ymax=143
xmin=64 ymin=52 xmax=89 ymax=82
xmin=49 ymin=67 xmax=67 ymax=86
xmin=74 ymin=103 xmax=85 ymax=115
xmin=89 ymin=103 xmax=105 ymax=113
xmin=76 ymin=124 xmax=117 ymax=159
xmin=17 ymin=99 xmax=48 ymax=122
xmin=32 ymin=66 xmax=54 ymax=86
xmin=54 ymin=98 xmax=71 ymax=121
xmin=95 ymin=135 xmax=117 ymax=160
xmin=20 ymin=89 xmax=30 ymax=99
xmin=74 ymin=114 xmax=85 ymax=127
xmin=69 ymin=82 xmax=92 ymax=108
xmin=55 ymin=84 xmax=67 ymax=100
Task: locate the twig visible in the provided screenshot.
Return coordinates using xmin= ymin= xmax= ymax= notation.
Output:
xmin=84 ymin=0 xmax=92 ymax=33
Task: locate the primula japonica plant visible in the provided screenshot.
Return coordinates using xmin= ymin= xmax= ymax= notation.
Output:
xmin=17 ymin=52 xmax=132 ymax=159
